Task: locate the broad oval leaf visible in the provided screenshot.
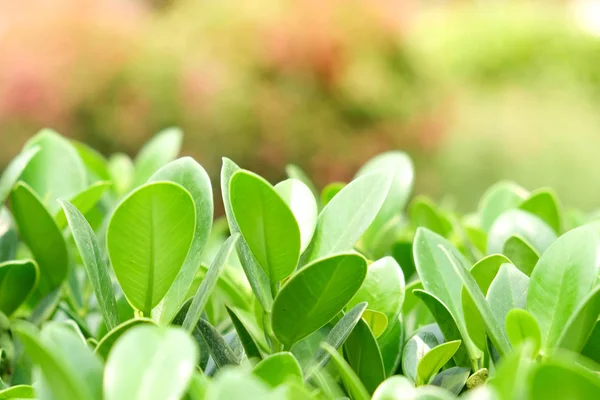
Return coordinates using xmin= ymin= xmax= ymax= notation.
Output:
xmin=503 ymin=235 xmax=540 ymax=276
xmin=272 ymin=252 xmax=367 ymax=347
xmin=10 ymin=182 xmax=68 ymax=295
xmin=402 ymin=331 xmax=439 ymax=383
xmin=253 ymin=352 xmax=302 ymax=387
xmin=431 ymin=367 xmax=470 ymax=395
xmin=519 ymin=188 xmax=563 ymax=234
xmin=133 ymin=127 xmax=183 ymax=187
xmin=321 ymin=343 xmax=370 ymax=400
xmin=478 ymin=181 xmax=528 ymax=232
xmin=95 ymin=318 xmax=154 ymax=360
xmin=285 ymin=164 xmax=319 ymax=201
xmin=528 ymin=359 xmax=600 ymax=399
xmin=54 ymin=181 xmax=111 ymax=230
xmin=107 ymin=181 xmax=196 ymax=315
xmin=104 ymin=325 xmax=198 ymax=400
xmin=274 ymin=178 xmax=318 ymax=254
xmin=0 ymin=260 xmax=38 ymax=316
xmin=409 ymin=196 xmax=452 ymax=237
xmin=505 ymin=309 xmax=541 ymax=356
xmin=149 ymin=157 xmax=214 ymax=324
xmin=0 ymin=146 xmax=39 ymax=205
xmin=556 ymin=285 xmax=600 ymax=354
xmin=344 ymin=319 xmax=386 ymax=394
xmin=416 ymin=340 xmax=461 ymax=386
xmin=301 ymin=171 xmax=393 ymax=264
xmin=486 ymin=263 xmax=529 ymax=328
xmin=527 ymin=225 xmax=600 ymax=352
xmin=72 ymin=140 xmax=110 ymax=182
xmin=487 ymin=209 xmax=557 ymax=255
xmin=230 ymin=170 xmax=301 ymax=282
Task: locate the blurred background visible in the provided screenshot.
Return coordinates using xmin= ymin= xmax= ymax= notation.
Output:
xmin=2 ymin=0 xmax=600 ymax=211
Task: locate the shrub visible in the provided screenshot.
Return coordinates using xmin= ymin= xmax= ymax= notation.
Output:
xmin=0 ymin=128 xmax=599 ymax=399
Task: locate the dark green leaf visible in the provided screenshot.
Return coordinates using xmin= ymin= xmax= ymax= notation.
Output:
xmin=321 ymin=343 xmax=370 ymax=400
xmin=556 ymin=285 xmax=600 ymax=354
xmin=226 ymin=306 xmax=263 ymax=361
xmin=503 ymin=235 xmax=540 ymax=276
xmin=431 ymin=367 xmax=470 ymax=395
xmin=344 ymin=319 xmax=385 ymax=394
xmin=0 ymin=260 xmax=38 ymax=316
xmin=196 ymin=318 xmax=240 ymax=369
xmin=519 ymin=188 xmax=563 ymax=234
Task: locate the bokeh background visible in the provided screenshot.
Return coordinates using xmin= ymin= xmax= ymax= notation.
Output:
xmin=2 ymin=0 xmax=600 ymax=211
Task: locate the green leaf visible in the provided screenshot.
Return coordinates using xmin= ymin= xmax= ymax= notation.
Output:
xmin=107 ymin=153 xmax=134 ymax=196
xmin=104 ymin=325 xmax=198 ymax=400
xmin=54 ymin=181 xmax=111 ymax=230
xmin=431 ymin=367 xmax=470 ymax=395
xmin=0 ymin=260 xmax=38 ymax=316
xmin=20 ymin=129 xmax=86 ymax=212
xmin=505 ymin=309 xmax=541 ymax=356
xmin=13 ymin=321 xmax=103 ymax=400
xmin=377 ymin=316 xmax=404 ymax=377
xmin=95 ymin=318 xmax=154 ymax=360
xmin=527 ymin=225 xmax=600 ymax=352
xmin=274 ymin=178 xmax=318 ymax=253
xmin=442 ymin=246 xmax=512 ymax=356
xmin=409 ymin=197 xmax=451 ymax=237
xmin=0 ymin=385 xmax=35 ymax=399
xmin=60 ymin=200 xmax=119 ymax=330
xmin=344 ymin=319 xmax=386 ymax=394
xmin=402 ymin=331 xmax=439 ymax=383
xmin=71 ymin=140 xmax=110 ymax=182
xmin=221 ymin=158 xmax=272 ymax=312
xmin=10 ymin=182 xmax=68 ymax=295
xmin=556 ymin=285 xmax=600 ymax=354
xmin=182 ymin=234 xmax=239 ymax=331
xmin=413 ymin=289 xmax=471 ymax=368
xmin=528 ymin=359 xmax=600 ymax=399
xmin=362 ymin=310 xmax=388 ymax=338
xmin=272 ymin=252 xmax=367 ymax=347
xmin=205 ymin=367 xmax=282 ymax=400
xmin=304 ymin=302 xmax=367 ymax=378
xmin=372 ymin=376 xmax=414 ymax=400
xmin=0 ymin=146 xmax=39 ymax=205
xmin=503 ymin=235 xmax=540 ymax=276
xmin=347 ymin=257 xmax=404 ymax=338
xmin=321 ymin=343 xmax=370 ymax=400
xmin=230 ymin=170 xmax=301 ymax=282
xmin=226 ymin=306 xmax=263 ymax=361
xmin=133 ymin=127 xmax=183 ymax=187
xmin=107 ymin=181 xmax=196 ymax=315
xmin=582 ymin=321 xmax=600 ymax=363
xmin=519 ymin=188 xmax=563 ymax=234
xmin=285 ymin=164 xmax=319 ymax=202
xmin=0 ymin=208 xmax=18 ymax=263
xmin=321 ymin=182 xmax=345 ymax=207
xmin=491 ymin=341 xmax=535 ymax=400
xmin=487 ymin=209 xmax=557 ymax=255
xmin=301 ymin=172 xmax=392 ymax=264
xmin=487 ymin=263 xmax=529 ymax=327
xmin=416 ymin=340 xmax=461 ymax=386
xmin=253 ymin=352 xmax=302 ymax=387
xmin=478 ymin=181 xmax=528 ymax=232
xmin=195 ymin=318 xmax=240 ymax=368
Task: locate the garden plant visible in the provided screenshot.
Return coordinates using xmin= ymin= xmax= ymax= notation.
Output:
xmin=0 ymin=128 xmax=599 ymax=399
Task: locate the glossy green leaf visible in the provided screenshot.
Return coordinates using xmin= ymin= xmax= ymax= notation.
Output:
xmin=107 ymin=153 xmax=134 ymax=196
xmin=0 ymin=385 xmax=35 ymax=399
xmin=104 ymin=325 xmax=198 ymax=400
xmin=347 ymin=256 xmax=404 ymax=338
xmin=195 ymin=318 xmax=240 ymax=368
xmin=0 ymin=146 xmax=39 ymax=205
xmin=321 ymin=182 xmax=345 ymax=207
xmin=133 ymin=127 xmax=183 ymax=187
xmin=0 ymin=208 xmax=18 ymax=263
xmin=478 ymin=181 xmax=528 ymax=232
xmin=344 ymin=319 xmax=386 ymax=394
xmin=362 ymin=310 xmax=388 ymax=338
xmin=71 ymin=140 xmax=110 ymax=182
xmin=487 ymin=209 xmax=557 ymax=255
xmin=272 ymin=252 xmax=367 ymax=347
xmin=230 ymin=170 xmax=301 ymax=282
xmin=95 ymin=318 xmax=154 ymax=360
xmin=221 ymin=158 xmax=272 ymax=312
xmin=519 ymin=188 xmax=563 ymax=234
xmin=54 ymin=181 xmax=110 ymax=230
xmin=402 ymin=331 xmax=439 ymax=383
xmin=274 ymin=178 xmax=318 ymax=253
xmin=556 ymin=285 xmax=600 ymax=354
xmin=301 ymin=172 xmax=392 ymax=264
xmin=321 ymin=343 xmax=370 ymax=400
xmin=226 ymin=306 xmax=263 ymax=361
xmin=13 ymin=321 xmax=103 ymax=400
xmin=527 ymin=225 xmax=600 ymax=352
xmin=503 ymin=235 xmax=540 ymax=276
xmin=182 ymin=234 xmax=239 ymax=331
xmin=528 ymin=359 xmax=600 ymax=399
xmin=431 ymin=367 xmax=470 ymax=395
xmin=582 ymin=321 xmax=600 ymax=364
xmin=0 ymin=260 xmax=38 ymax=316
xmin=60 ymin=200 xmax=119 ymax=330
xmin=20 ymin=129 xmax=86 ymax=212
xmin=253 ymin=352 xmax=302 ymax=387
xmin=285 ymin=164 xmax=319 ymax=202
xmin=10 ymin=182 xmax=68 ymax=295
xmin=391 ymin=240 xmax=416 ymax=280
xmin=413 ymin=289 xmax=471 ymax=368
xmin=377 ymin=316 xmax=404 ymax=376
xmin=410 ymin=196 xmax=451 ymax=237
xmin=416 ymin=340 xmax=461 ymax=386
xmin=107 ymin=181 xmax=196 ymax=315
xmin=487 ymin=263 xmax=529 ymax=327
xmin=505 ymin=309 xmax=541 ymax=355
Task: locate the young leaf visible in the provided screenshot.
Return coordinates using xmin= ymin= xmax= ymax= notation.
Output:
xmin=10 ymin=182 xmax=68 ymax=295
xmin=362 ymin=310 xmax=388 ymax=338
xmin=60 ymin=200 xmax=119 ymax=330
xmin=132 ymin=127 xmax=183 ymax=187
xmin=0 ymin=260 xmax=38 ymax=316
xmin=54 ymin=181 xmax=111 ymax=230
xmin=321 ymin=343 xmax=370 ymax=400
xmin=487 ymin=209 xmax=556 ymax=255
xmin=556 ymin=285 xmax=600 ymax=354
xmin=519 ymin=188 xmax=563 ymax=234
xmin=503 ymin=235 xmax=540 ymax=276
xmin=402 ymin=331 xmax=439 ymax=383
xmin=271 ymin=252 xmax=367 ymax=348
xmin=285 ymin=164 xmax=319 ymax=201
xmin=301 ymin=171 xmax=393 ymax=264
xmin=104 ymin=326 xmax=198 ymax=400
xmin=486 ymin=263 xmax=529 ymax=327
xmin=321 ymin=182 xmax=345 ymax=207
xmin=195 ymin=318 xmax=240 ymax=368
xmin=182 ymin=234 xmax=239 ymax=331
xmin=416 ymin=340 xmax=462 ymax=386
xmin=253 ymin=352 xmax=302 ymax=387
xmin=274 ymin=178 xmax=318 ymax=253
xmin=230 ymin=170 xmax=301 ymax=282
xmin=95 ymin=318 xmax=154 ymax=360
xmin=344 ymin=319 xmax=386 ymax=394
xmin=221 ymin=158 xmax=272 ymax=312
xmin=478 ymin=181 xmax=528 ymax=232
xmin=108 ymin=153 xmax=134 ymax=196
xmin=505 ymin=309 xmax=541 ymax=355
xmin=226 ymin=306 xmax=263 ymax=361
xmin=107 ymin=181 xmax=196 ymax=315
xmin=0 ymin=146 xmax=39 ymax=205
xmin=527 ymin=225 xmax=600 ymax=352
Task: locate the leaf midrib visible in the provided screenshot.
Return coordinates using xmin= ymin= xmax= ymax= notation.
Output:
xmin=145 ymin=195 xmax=156 ymax=315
